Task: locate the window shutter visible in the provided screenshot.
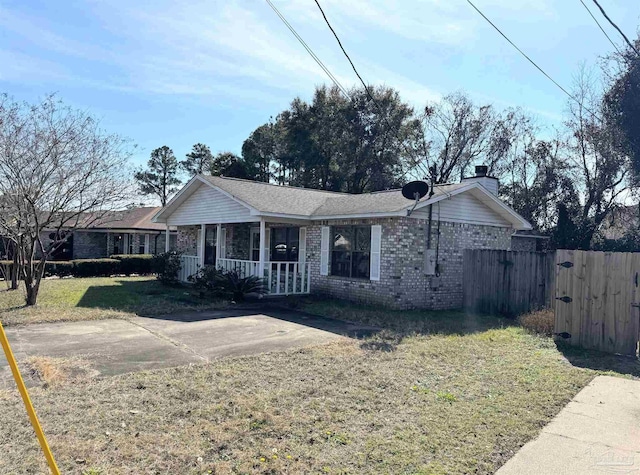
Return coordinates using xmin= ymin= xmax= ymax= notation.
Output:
xmin=263 ymin=228 xmax=271 ymax=262
xmin=320 ymin=226 xmax=330 ymax=276
xmin=298 ymin=227 xmax=307 ymax=264
xmin=220 ymin=228 xmax=226 ymax=258
xmin=370 ymin=225 xmax=382 ymax=281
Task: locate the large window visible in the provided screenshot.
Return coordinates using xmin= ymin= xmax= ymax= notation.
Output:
xmin=331 ymin=226 xmax=370 ymax=279
xmin=270 ymin=227 xmax=299 ymax=262
xmin=204 ymin=226 xmax=216 ymax=265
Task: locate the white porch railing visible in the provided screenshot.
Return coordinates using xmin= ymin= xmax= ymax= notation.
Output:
xmin=207 ymin=258 xmax=311 ymax=295
xmin=265 ymin=261 xmax=311 ymax=295
xmin=217 ymin=258 xmax=259 ymax=278
xmin=179 ymin=255 xmax=200 ymax=282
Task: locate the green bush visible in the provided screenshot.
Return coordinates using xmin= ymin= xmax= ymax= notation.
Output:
xmin=110 ymin=254 xmax=154 ymax=276
xmin=72 ymin=258 xmax=121 ymax=278
xmin=152 ymin=251 xmax=182 ymax=285
xmin=218 ymin=270 xmax=267 ymax=302
xmin=45 ymin=261 xmax=74 ymax=277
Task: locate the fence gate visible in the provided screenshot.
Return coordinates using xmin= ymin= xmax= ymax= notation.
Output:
xmin=463 ymin=250 xmax=555 ymax=317
xmin=554 ymin=249 xmax=640 ymax=356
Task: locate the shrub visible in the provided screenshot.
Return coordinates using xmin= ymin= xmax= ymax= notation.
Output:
xmin=152 ymin=251 xmax=182 ymax=285
xmin=518 ymin=309 xmax=554 ymax=336
xmin=110 ymin=254 xmax=154 ymax=276
xmin=188 ymin=265 xmax=226 ymax=298
xmin=218 ymin=270 xmax=267 ymax=302
xmin=45 ymin=261 xmax=74 ymax=277
xmin=72 ymin=258 xmax=121 ymax=278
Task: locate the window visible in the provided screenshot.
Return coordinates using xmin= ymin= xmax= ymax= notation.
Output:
xmin=138 ymin=235 xmax=146 ymax=255
xmin=331 ymin=226 xmax=370 ymax=279
xmin=270 ymin=227 xmax=299 ymax=262
xmin=113 ymin=233 xmax=125 ymax=255
xmin=128 ymin=233 xmax=135 ymax=254
xmin=204 ymin=226 xmax=216 ymax=265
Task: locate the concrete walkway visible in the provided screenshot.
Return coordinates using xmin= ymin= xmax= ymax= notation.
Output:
xmin=0 ymin=308 xmax=375 ymax=388
xmin=497 ymin=375 xmax=640 ymax=475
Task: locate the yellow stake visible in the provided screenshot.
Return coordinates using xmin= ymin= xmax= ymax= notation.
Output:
xmin=0 ymin=322 xmax=60 ymax=475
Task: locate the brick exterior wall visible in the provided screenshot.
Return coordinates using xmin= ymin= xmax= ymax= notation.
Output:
xmin=73 ymin=231 xmax=108 ymax=259
xmin=176 ymin=226 xmax=198 ymax=255
xmin=307 ymin=217 xmax=513 ymax=310
xmin=225 ymin=224 xmax=251 ymax=260
xmin=176 ymin=218 xmax=513 ymax=310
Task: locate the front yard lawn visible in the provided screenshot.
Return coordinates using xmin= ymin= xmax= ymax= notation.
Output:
xmin=0 ymin=277 xmax=225 ymax=327
xmin=1 ymin=304 xmax=626 ymax=474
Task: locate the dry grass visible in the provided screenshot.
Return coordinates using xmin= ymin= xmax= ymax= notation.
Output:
xmin=23 ymin=356 xmax=97 ymax=388
xmin=518 ymin=309 xmax=555 ymax=336
xmin=0 ymin=322 xmax=597 ymax=475
xmin=0 ymin=277 xmax=226 ymax=327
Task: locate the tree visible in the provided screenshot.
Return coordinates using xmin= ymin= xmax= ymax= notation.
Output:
xmin=210 ymin=151 xmax=249 ymax=178
xmin=181 ymin=143 xmax=214 ymax=176
xmin=0 ymin=94 xmax=133 ymax=306
xmin=242 ymin=85 xmax=415 ymax=192
xmin=241 ymin=123 xmax=275 ymax=182
xmin=560 ymin=67 xmax=631 ymax=249
xmin=134 ymin=146 xmax=181 ymax=206
xmin=407 ymin=92 xmax=505 ymax=184
xmin=603 ymin=36 xmax=640 ymax=179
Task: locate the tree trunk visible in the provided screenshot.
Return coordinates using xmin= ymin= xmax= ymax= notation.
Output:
xmin=23 ymin=257 xmax=46 ymax=307
xmin=10 ymin=250 xmax=18 ymax=290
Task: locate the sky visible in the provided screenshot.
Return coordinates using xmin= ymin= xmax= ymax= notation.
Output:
xmin=1 ymin=0 xmax=639 ymax=172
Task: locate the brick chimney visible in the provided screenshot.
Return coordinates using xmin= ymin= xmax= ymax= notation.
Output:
xmin=461 ymin=165 xmax=499 ymax=195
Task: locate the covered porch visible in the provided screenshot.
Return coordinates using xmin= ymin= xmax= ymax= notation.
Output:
xmin=173 ymin=220 xmax=311 ymax=296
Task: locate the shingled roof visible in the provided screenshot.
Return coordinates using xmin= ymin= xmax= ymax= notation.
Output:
xmin=77 ymin=207 xmax=166 ymax=231
xmin=201 ymin=176 xmax=467 ymax=217
xmin=154 ymin=175 xmax=532 ymax=230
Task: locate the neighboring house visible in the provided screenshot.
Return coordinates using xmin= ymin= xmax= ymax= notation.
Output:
xmin=153 ymin=166 xmax=533 ymax=310
xmin=600 ymin=205 xmax=639 ymax=241
xmin=44 ymin=207 xmax=177 ymax=260
xmin=510 ymin=230 xmax=550 ymax=252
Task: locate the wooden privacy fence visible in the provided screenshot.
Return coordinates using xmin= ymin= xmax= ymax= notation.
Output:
xmin=555 ymin=249 xmax=640 ymax=356
xmin=463 ymin=249 xmax=555 ymax=317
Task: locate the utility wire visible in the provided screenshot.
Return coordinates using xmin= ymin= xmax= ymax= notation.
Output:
xmin=312 ymin=0 xmax=392 ymax=129
xmin=265 ymin=0 xmax=351 ymax=98
xmin=579 ymin=0 xmax=622 ymax=54
xmin=465 ymin=0 xmax=602 ymax=122
xmin=591 ymin=0 xmax=640 ymax=57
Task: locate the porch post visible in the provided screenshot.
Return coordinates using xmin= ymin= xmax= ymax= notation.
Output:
xmin=165 ymin=224 xmax=170 ymax=252
xmin=199 ymin=224 xmax=206 ymax=268
xmin=215 ymin=224 xmax=222 ymax=263
xmin=258 ymin=218 xmax=266 ymax=278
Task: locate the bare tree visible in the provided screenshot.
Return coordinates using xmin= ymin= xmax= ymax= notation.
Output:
xmin=562 ymin=66 xmax=631 ymax=248
xmin=0 ymin=94 xmax=134 ymax=306
xmin=407 ymin=92 xmax=504 ymax=184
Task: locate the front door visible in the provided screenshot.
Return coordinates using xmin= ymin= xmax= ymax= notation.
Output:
xmin=250 ymin=228 xmax=260 ymax=261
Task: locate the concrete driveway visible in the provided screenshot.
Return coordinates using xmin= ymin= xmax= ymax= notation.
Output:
xmin=0 ymin=308 xmax=375 ymax=388
xmin=497 ymin=375 xmax=640 ymax=475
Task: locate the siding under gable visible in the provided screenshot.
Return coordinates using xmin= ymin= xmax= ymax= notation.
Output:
xmin=413 ymin=191 xmax=511 ymax=227
xmin=166 ymin=183 xmax=253 ymax=226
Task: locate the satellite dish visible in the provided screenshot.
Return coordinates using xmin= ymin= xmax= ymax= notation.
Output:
xmin=402 ymin=181 xmax=429 ymax=201
xmin=401 ymin=180 xmax=429 ymax=216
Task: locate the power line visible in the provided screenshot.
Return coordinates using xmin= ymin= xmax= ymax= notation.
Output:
xmin=578 ymin=0 xmax=622 ymax=54
xmin=591 ymin=0 xmax=640 ymax=57
xmin=312 ymin=0 xmax=389 ymax=124
xmin=465 ymin=0 xmax=602 ymax=122
xmin=264 ymin=0 xmax=351 ymax=98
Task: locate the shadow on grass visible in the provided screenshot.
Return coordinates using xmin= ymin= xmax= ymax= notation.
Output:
xmin=556 ymin=341 xmax=640 ymax=379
